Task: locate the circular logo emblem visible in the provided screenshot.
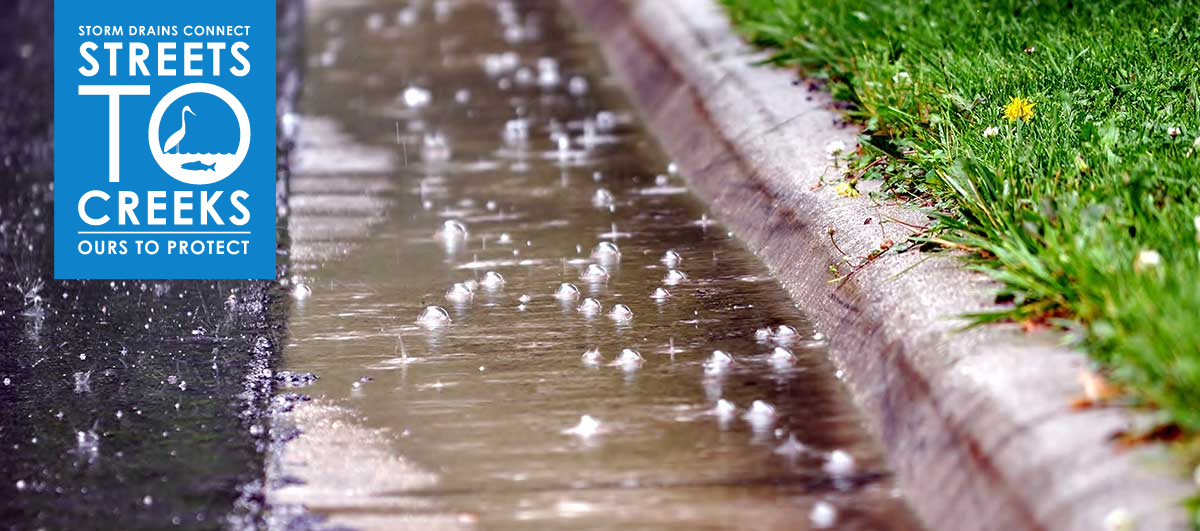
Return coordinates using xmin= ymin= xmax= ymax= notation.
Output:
xmin=147 ymin=83 xmax=251 ymax=185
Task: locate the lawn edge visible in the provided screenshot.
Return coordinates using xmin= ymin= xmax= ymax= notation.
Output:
xmin=561 ymin=1 xmax=1193 ymax=530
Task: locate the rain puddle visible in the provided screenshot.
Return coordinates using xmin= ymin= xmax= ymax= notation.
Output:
xmin=270 ymin=1 xmax=923 ymax=530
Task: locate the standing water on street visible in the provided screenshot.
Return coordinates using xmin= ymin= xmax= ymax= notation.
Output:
xmin=272 ymin=1 xmax=924 ymax=530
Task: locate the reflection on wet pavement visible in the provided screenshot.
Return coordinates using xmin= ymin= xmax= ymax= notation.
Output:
xmin=271 ymin=1 xmax=924 ymax=530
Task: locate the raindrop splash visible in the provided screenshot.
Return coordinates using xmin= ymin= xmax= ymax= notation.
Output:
xmin=581 ymin=347 xmax=602 ymax=365
xmin=563 ymin=415 xmax=601 ymax=438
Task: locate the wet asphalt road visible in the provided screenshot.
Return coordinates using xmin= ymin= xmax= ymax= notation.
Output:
xmin=0 ymin=1 xmax=300 ymax=529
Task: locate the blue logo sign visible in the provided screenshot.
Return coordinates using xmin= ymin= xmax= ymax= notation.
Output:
xmin=54 ymin=1 xmax=276 ymax=279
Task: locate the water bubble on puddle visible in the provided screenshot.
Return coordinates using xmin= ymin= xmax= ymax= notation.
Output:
xmin=655 ymin=174 xmax=669 ymax=186
xmin=396 ymin=6 xmax=418 ymax=26
xmin=422 ymin=132 xmax=452 ymax=162
xmin=503 ymin=25 xmax=525 ymax=44
xmin=754 ymin=328 xmax=771 ymax=342
xmin=578 ymin=298 xmax=602 ymax=315
xmin=16 ymin=480 xmax=26 ymax=491
xmin=403 ymin=86 xmax=432 ymax=108
xmin=824 ymin=449 xmax=856 ymax=477
xmin=579 ymin=120 xmax=599 ymax=148
xmin=590 ymin=241 xmax=620 ymax=261
xmin=567 ymin=76 xmax=589 ymax=96
xmin=482 ymin=51 xmax=519 ymax=77
xmin=563 ymin=415 xmax=601 ymax=438
xmin=455 ymin=89 xmax=471 ymax=104
xmin=581 ymin=347 xmax=602 ymax=365
xmin=143 ymin=495 xmax=153 ymax=506
xmin=536 ymin=57 xmax=558 ymax=73
xmin=743 ymin=400 xmax=776 ymax=430
xmin=705 ymin=401 xmax=734 ymax=430
xmin=650 ymin=287 xmax=672 ymax=301
xmin=555 ymin=135 xmax=572 ymax=160
xmin=438 ymin=220 xmax=469 ymax=239
xmin=704 ymin=350 xmax=734 ymax=375
xmin=596 ymin=111 xmax=617 ymax=130
xmin=537 ymin=65 xmax=560 ymax=89
xmin=481 ymin=271 xmax=506 ymax=288
xmin=612 ymin=348 xmax=644 ymax=369
xmin=515 ymin=67 xmax=533 ymax=85
xmin=365 ymin=12 xmax=386 ymax=31
xmin=668 ymin=161 xmax=678 ymax=174
xmin=810 ymin=501 xmax=837 ymax=529
xmin=712 ymin=399 xmax=737 ymax=419
xmin=445 ymin=283 xmax=474 ymax=302
xmin=774 ymin=325 xmax=799 ymax=341
xmin=591 ymin=188 xmax=614 ymax=208
xmin=608 ymin=304 xmax=633 ymax=323
xmin=770 ymin=347 xmax=797 ymax=367
xmin=497 ymin=233 xmax=513 ymax=245
xmin=518 ymin=294 xmax=531 ymax=303
xmin=659 ymin=250 xmax=682 ymax=267
xmin=663 ymin=269 xmax=688 ymax=285
xmin=319 ymin=46 xmax=338 ymax=67
xmin=554 ymin=283 xmax=581 ymax=300
xmin=580 ymin=264 xmax=609 ymax=281
xmin=417 ymin=306 xmax=452 ymax=325
xmin=773 ymin=433 xmax=809 ymax=459
xmin=503 ymin=118 xmax=529 ymax=144
xmin=291 ymin=282 xmax=312 ymax=300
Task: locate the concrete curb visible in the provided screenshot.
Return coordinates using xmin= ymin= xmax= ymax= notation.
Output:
xmin=563 ymin=1 xmax=1193 ymax=530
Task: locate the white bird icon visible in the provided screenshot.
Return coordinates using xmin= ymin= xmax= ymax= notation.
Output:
xmin=162 ymin=106 xmax=195 ymax=154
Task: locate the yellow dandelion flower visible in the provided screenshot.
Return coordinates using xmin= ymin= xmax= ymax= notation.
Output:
xmin=1004 ymin=97 xmax=1035 ymax=122
xmin=835 ymin=181 xmax=860 ymax=198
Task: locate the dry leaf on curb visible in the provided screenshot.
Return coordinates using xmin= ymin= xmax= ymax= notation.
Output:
xmin=1070 ymin=369 xmax=1120 ymax=409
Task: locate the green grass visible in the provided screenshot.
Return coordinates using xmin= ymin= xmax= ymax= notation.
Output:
xmin=721 ymin=0 xmax=1200 ymax=454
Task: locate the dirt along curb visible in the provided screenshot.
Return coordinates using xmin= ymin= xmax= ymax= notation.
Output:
xmin=562 ymin=1 xmax=1194 ymax=530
